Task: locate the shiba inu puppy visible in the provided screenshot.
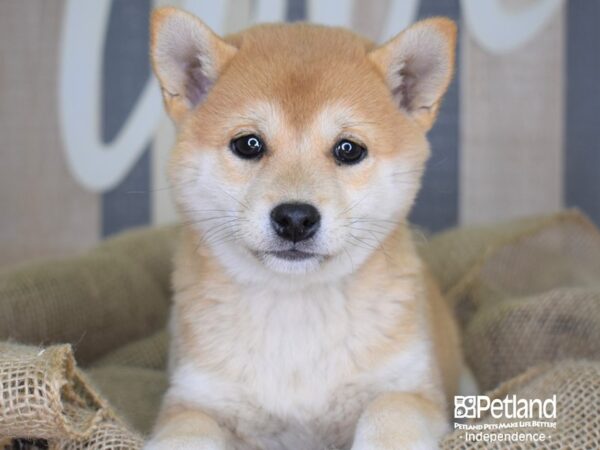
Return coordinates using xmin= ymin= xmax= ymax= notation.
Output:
xmin=146 ymin=7 xmax=463 ymax=450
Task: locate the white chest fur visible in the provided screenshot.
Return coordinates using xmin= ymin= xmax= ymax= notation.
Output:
xmin=169 ymin=280 xmax=431 ymax=450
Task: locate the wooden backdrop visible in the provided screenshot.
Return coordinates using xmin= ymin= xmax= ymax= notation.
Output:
xmin=1 ymin=0 xmax=598 ymax=266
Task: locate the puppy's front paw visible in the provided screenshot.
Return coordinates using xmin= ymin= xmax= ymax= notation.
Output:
xmin=143 ymin=436 xmax=225 ymax=450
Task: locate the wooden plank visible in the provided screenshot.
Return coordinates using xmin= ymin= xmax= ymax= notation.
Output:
xmin=0 ymin=0 xmax=100 ymax=266
xmin=565 ymin=1 xmax=600 ymax=225
xmin=460 ymin=5 xmax=565 ymax=225
xmin=101 ymin=0 xmax=152 ymax=236
xmin=410 ymin=0 xmax=461 ymax=232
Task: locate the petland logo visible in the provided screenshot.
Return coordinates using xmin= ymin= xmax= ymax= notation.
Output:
xmin=455 ymin=395 xmax=557 ymax=420
xmin=454 ymin=395 xmax=557 ymax=444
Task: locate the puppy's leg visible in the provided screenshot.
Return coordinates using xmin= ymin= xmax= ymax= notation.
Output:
xmin=352 ymin=392 xmax=448 ymax=450
xmin=144 ymin=401 xmax=228 ymax=450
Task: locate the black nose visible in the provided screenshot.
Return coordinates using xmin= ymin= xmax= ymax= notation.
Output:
xmin=270 ymin=202 xmax=321 ymax=243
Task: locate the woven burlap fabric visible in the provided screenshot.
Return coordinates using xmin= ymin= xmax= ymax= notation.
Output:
xmin=423 ymin=211 xmax=600 ymax=392
xmin=0 ymin=226 xmax=178 ymax=366
xmin=463 ymin=288 xmax=600 ymax=392
xmin=86 ymin=366 xmax=168 ymax=435
xmin=0 ymin=342 xmax=143 ymax=449
xmin=418 ymin=214 xmax=567 ymax=297
xmin=1 ymin=212 xmax=600 ymax=449
xmin=427 ymin=210 xmax=600 ymax=448
xmin=96 ymin=226 xmax=179 ymax=301
xmin=92 ymin=329 xmax=169 ymax=371
xmin=3 ymin=345 xmax=598 ymax=450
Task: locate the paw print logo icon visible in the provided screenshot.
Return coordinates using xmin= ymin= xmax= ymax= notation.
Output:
xmin=454 ymin=396 xmax=477 ymax=419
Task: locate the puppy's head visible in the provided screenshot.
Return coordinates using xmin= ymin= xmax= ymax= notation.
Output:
xmin=150 ymin=8 xmax=456 ymax=284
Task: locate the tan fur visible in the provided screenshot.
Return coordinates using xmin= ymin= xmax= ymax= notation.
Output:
xmin=146 ymin=7 xmax=462 ymax=450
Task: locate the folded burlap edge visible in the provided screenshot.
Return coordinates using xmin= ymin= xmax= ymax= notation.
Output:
xmin=0 ymin=342 xmax=142 ymax=448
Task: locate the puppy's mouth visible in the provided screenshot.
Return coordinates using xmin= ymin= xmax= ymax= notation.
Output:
xmin=266 ymin=249 xmax=319 ymax=261
xmin=251 ymin=248 xmax=328 ymax=263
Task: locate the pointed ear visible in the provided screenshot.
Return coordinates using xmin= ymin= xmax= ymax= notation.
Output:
xmin=368 ymin=17 xmax=457 ymax=130
xmin=150 ymin=7 xmax=237 ymax=123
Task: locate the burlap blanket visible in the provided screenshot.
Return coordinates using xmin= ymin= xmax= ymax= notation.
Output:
xmin=1 ymin=211 xmax=598 ymax=449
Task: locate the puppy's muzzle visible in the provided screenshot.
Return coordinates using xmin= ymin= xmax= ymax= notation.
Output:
xmin=270 ymin=202 xmax=320 ymax=243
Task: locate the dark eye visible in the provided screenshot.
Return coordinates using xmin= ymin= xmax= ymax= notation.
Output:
xmin=333 ymin=139 xmax=367 ymax=165
xmin=231 ymin=134 xmax=265 ymax=159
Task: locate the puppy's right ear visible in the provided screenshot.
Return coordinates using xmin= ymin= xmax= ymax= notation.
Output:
xmin=150 ymin=8 xmax=237 ymax=123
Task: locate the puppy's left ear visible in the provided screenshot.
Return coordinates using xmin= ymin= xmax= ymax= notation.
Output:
xmin=368 ymin=18 xmax=457 ymax=130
